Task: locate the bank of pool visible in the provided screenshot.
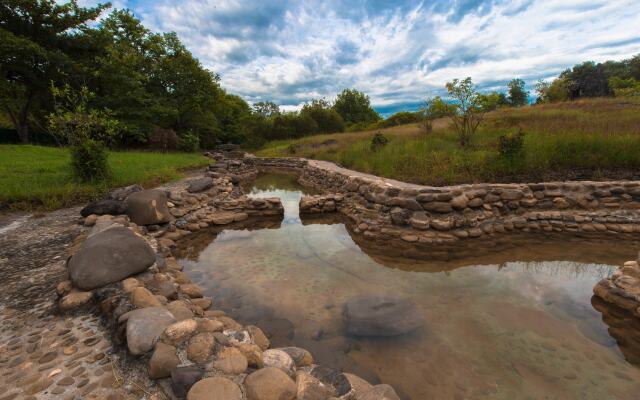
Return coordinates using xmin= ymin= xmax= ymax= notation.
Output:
xmin=174 ymin=172 xmax=640 ymax=400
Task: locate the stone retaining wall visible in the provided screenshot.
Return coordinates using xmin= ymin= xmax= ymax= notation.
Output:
xmin=291 ymin=159 xmax=640 ymax=244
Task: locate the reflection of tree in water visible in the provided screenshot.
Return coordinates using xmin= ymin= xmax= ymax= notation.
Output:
xmin=592 ymin=296 xmax=640 ymax=366
xmin=243 ymin=172 xmax=319 ymax=195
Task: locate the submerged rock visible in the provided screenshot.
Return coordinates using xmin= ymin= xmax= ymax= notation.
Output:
xmin=68 ymin=226 xmax=155 ymax=290
xmin=343 ymin=295 xmax=423 ymax=337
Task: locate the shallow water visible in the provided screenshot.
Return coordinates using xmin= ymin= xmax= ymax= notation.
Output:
xmin=176 ymin=173 xmax=640 ymax=400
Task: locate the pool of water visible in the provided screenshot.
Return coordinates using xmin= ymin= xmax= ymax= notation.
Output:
xmin=175 ymin=173 xmax=640 ymax=400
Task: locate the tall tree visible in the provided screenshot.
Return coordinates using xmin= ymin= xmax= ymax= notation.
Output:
xmin=507 ymin=78 xmax=529 ymax=106
xmin=332 ymin=88 xmax=380 ymax=125
xmin=0 ymin=0 xmax=109 ymax=143
xmin=300 ymin=99 xmax=345 ymax=134
xmin=253 ymin=101 xmax=280 ymax=118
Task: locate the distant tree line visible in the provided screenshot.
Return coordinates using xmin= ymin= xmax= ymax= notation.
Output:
xmin=536 ymin=54 xmax=640 ymax=103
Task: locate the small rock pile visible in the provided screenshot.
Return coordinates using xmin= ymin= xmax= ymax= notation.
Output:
xmin=57 ymin=175 xmax=400 ymax=399
xmin=594 ymin=254 xmax=640 ymax=316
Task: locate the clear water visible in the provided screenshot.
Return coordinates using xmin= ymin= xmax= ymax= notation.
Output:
xmin=175 ymin=173 xmax=640 ymax=400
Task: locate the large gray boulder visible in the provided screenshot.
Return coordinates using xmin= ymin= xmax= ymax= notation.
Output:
xmin=343 ymin=295 xmax=423 ymax=337
xmin=187 ymin=177 xmax=214 ymax=193
xmin=126 ymin=307 xmax=176 ymax=355
xmin=68 ymin=226 xmax=155 ymax=290
xmin=125 ymin=189 xmax=172 ymax=225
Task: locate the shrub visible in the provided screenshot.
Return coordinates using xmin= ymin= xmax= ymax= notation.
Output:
xmin=370 ymin=132 xmax=388 ymax=152
xmin=70 ymin=140 xmax=110 ymax=182
xmin=498 ymin=129 xmax=525 ymax=160
xmin=148 ymin=127 xmax=178 ymax=152
xmin=178 ymin=132 xmax=200 ymax=152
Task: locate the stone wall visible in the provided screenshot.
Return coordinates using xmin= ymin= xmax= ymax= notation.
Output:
xmin=293 ymin=159 xmax=640 ymax=244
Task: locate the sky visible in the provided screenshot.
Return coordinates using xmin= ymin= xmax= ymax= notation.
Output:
xmin=80 ymin=0 xmax=640 ymax=115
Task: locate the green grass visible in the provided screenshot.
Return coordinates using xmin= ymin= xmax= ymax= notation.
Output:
xmin=257 ymin=97 xmax=640 ymax=185
xmin=0 ymin=145 xmax=209 ymax=210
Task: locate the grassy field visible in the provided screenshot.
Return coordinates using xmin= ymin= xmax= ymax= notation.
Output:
xmin=0 ymin=145 xmax=209 ymax=210
xmin=257 ymin=98 xmax=640 ymax=185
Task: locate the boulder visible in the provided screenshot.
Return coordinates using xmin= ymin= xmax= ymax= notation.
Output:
xmin=108 ymin=184 xmax=143 ymax=201
xmin=131 ymin=287 xmax=162 ymax=308
xmin=80 ymin=200 xmax=127 ymax=217
xmin=238 ymin=343 xmax=264 ymax=368
xmin=126 ymin=190 xmax=172 ymax=225
xmin=245 ymin=367 xmax=296 ymax=400
xmin=187 ymin=332 xmax=216 ymax=363
xmin=262 ymin=349 xmax=295 ymax=375
xmin=187 ymin=377 xmax=242 ymax=400
xmin=68 ymin=226 xmax=155 ymax=290
xmin=149 ymin=342 xmax=179 ymax=379
xmin=309 ymin=366 xmax=351 ymax=397
xmin=126 ymin=307 xmax=176 ymax=355
xmin=247 ymin=325 xmax=270 ymax=350
xmin=213 ymin=346 xmax=248 ymax=374
xmin=296 ymin=371 xmax=336 ymax=400
xmin=171 ymin=366 xmax=204 ymax=398
xmin=187 ymin=177 xmax=214 ymax=193
xmin=343 ymin=295 xmax=423 ymax=337
xmin=280 ymin=347 xmax=313 ymax=367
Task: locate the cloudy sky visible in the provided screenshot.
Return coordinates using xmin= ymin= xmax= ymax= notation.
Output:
xmin=83 ymin=0 xmax=640 ymax=115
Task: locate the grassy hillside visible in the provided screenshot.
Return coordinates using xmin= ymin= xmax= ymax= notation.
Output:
xmin=0 ymin=145 xmax=209 ymax=210
xmin=257 ymin=98 xmax=640 ymax=185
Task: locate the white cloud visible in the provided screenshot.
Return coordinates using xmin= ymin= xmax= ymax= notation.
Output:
xmin=76 ymin=0 xmax=640 ymax=112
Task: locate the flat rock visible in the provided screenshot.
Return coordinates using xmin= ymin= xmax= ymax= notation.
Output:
xmin=126 ymin=189 xmax=172 ymax=225
xmin=149 ymin=342 xmax=179 ymax=379
xmin=80 ymin=200 xmax=127 ymax=217
xmin=343 ymin=295 xmax=423 ymax=337
xmin=171 ymin=366 xmax=205 ymax=398
xmin=69 ymin=226 xmax=156 ymax=290
xmin=108 ymin=184 xmax=143 ymax=201
xmin=126 ymin=307 xmax=176 ymax=355
xmin=245 ymin=367 xmax=296 ymax=400
xmin=187 ymin=177 xmax=214 ymax=193
xmin=187 ymin=377 xmax=242 ymax=400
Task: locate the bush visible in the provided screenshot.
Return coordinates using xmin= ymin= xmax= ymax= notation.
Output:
xmin=177 ymin=132 xmax=200 ymax=152
xmin=370 ymin=132 xmax=388 ymax=152
xmin=148 ymin=127 xmax=178 ymax=152
xmin=498 ymin=129 xmax=525 ymax=160
xmin=70 ymin=140 xmax=110 ymax=182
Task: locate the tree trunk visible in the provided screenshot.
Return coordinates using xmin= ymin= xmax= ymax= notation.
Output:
xmin=7 ymin=93 xmax=34 ymax=144
xmin=17 ymin=124 xmax=29 ymax=144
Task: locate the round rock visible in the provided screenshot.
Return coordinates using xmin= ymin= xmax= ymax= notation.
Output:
xmin=187 ymin=377 xmax=242 ymax=400
xmin=245 ymin=367 xmax=296 ymax=400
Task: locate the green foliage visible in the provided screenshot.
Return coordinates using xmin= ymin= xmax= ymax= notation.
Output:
xmin=0 ymin=0 xmax=109 ymax=143
xmin=445 ymin=77 xmax=491 ymax=147
xmin=300 ymin=99 xmax=345 ymax=133
xmin=609 ymin=77 xmax=640 ymax=97
xmin=47 ymin=84 xmax=119 ymax=146
xmin=420 ymin=96 xmax=454 ymax=133
xmin=332 ymin=88 xmax=381 ymax=126
xmin=253 ymin=101 xmax=281 ymax=118
xmin=370 ymin=132 xmax=388 ymax=152
xmin=497 ymin=129 xmax=525 ymax=161
xmin=535 ymin=79 xmax=569 ymax=103
xmin=177 ymin=131 xmax=200 ymax=152
xmin=70 ymin=139 xmax=110 ymax=182
xmin=507 ymin=79 xmax=528 ymax=106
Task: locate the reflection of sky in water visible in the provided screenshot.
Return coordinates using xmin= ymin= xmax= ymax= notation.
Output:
xmin=181 ymin=173 xmax=640 ymax=400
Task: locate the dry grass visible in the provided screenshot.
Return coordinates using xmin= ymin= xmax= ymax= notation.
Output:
xmin=257 ymin=97 xmax=640 ymax=185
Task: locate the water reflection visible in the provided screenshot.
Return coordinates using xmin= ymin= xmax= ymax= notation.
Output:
xmin=175 ymin=173 xmax=640 ymax=400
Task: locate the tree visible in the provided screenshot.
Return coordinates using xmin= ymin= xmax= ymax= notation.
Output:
xmin=535 ymin=78 xmax=569 ymax=103
xmin=507 ymin=78 xmax=528 ymax=107
xmin=253 ymin=101 xmax=280 ymax=118
xmin=445 ymin=77 xmax=489 ymax=147
xmin=0 ymin=0 xmax=109 ymax=143
xmin=300 ymin=99 xmax=345 ymax=134
xmin=332 ymin=88 xmax=381 ymax=125
xmin=420 ymin=96 xmax=453 ymax=134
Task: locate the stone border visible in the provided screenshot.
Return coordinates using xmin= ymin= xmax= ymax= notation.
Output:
xmin=56 ymin=173 xmax=400 ymax=400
